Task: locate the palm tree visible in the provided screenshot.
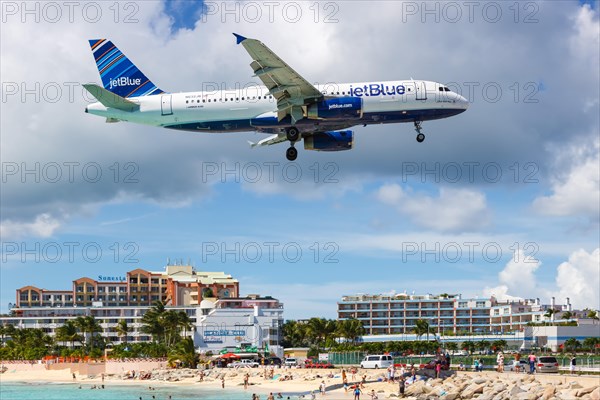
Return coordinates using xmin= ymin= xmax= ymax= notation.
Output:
xmin=141 ymin=300 xmax=167 ymax=343
xmin=561 ymin=311 xmax=573 ymax=321
xmin=414 ymin=319 xmax=432 ymax=341
xmin=115 ymin=320 xmax=130 ymax=344
xmin=75 ymin=316 xmax=102 ymax=353
xmin=337 ymin=319 xmax=365 ymax=346
xmin=586 ymin=310 xmax=599 ymax=320
xmin=55 ymin=321 xmax=82 ymax=348
xmin=544 ymin=308 xmax=558 ymax=322
xmin=307 ymin=318 xmax=329 ymax=349
xmin=564 ymin=338 xmax=581 ymax=353
xmin=176 ymin=311 xmax=193 ymax=338
xmin=583 ymin=337 xmax=600 ymax=354
xmin=445 ymin=342 xmax=458 ymax=352
xmin=168 ymin=337 xmax=198 ymax=368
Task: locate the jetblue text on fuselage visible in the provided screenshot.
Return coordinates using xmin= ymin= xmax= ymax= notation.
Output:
xmin=349 ymin=83 xmax=406 ymax=97
xmin=108 ymin=77 xmax=141 ymax=90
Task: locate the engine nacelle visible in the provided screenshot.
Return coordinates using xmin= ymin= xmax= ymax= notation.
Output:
xmin=304 ymin=130 xmax=354 ymax=152
xmin=307 ymin=97 xmax=363 ymax=120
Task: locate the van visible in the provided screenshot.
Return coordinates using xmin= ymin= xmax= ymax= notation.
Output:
xmin=360 ymin=354 xmax=394 ymax=369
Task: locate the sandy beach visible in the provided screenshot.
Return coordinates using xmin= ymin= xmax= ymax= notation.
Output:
xmin=2 ymin=361 xmax=599 ymax=399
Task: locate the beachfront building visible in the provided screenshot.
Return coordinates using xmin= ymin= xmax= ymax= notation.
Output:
xmin=338 ymin=293 xmax=493 ymax=335
xmin=338 ymin=293 xmax=593 ymax=335
xmin=2 ymin=264 xmax=284 ymax=355
xmin=194 ymin=295 xmax=285 ymax=358
xmin=14 ymin=263 xmax=239 ymax=308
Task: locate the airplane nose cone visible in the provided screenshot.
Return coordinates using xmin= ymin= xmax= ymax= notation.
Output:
xmin=458 ymin=95 xmax=469 ymax=109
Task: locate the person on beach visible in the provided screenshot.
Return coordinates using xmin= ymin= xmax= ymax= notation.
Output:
xmin=72 ymin=373 xmax=76 ymax=381
xmin=528 ymin=352 xmax=536 ymax=374
xmin=435 ymin=361 xmax=441 ymax=378
xmin=398 ymin=376 xmax=405 ymax=397
xmin=267 ymin=392 xmax=275 ymax=400
xmin=221 ymin=376 xmax=225 ymax=388
xmin=320 ymin=380 xmax=326 ymax=395
xmin=369 ymin=389 xmax=378 ymax=399
xmin=496 ymin=352 xmax=504 ymax=372
xmin=361 ymin=374 xmax=366 ymax=388
xmin=244 ymin=372 xmax=250 ymax=389
xmin=570 ymin=356 xmax=577 ymax=375
xmin=353 ymin=386 xmax=362 ymax=400
xmin=343 ymin=377 xmax=349 ymax=392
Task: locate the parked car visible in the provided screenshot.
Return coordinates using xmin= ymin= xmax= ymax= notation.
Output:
xmin=261 ymin=356 xmax=282 ymax=366
xmin=227 ymin=359 xmax=259 ymax=368
xmin=360 ymin=354 xmax=394 ymax=369
xmin=284 ymin=357 xmax=298 ymax=367
xmin=505 ymin=360 xmax=528 ymax=372
xmin=537 ymin=356 xmax=559 ymax=373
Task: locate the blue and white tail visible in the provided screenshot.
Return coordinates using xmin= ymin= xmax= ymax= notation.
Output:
xmin=88 ymin=39 xmax=164 ymax=98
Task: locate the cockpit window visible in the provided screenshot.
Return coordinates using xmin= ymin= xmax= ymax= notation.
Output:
xmin=444 ymin=87 xmax=450 ymax=92
xmin=440 ymin=86 xmax=451 ymax=92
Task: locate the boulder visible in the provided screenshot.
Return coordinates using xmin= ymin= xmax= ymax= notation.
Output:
xmin=510 ymin=385 xmax=526 ymax=397
xmin=462 ymin=383 xmax=485 ymax=398
xmin=578 ymin=386 xmax=599 ymax=396
xmin=541 ymin=385 xmax=556 ymax=400
xmin=405 ymin=380 xmax=425 ymax=396
xmin=443 ymin=392 xmax=460 ymax=400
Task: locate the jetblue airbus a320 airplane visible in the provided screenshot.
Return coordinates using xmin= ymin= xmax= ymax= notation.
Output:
xmin=84 ymin=34 xmax=468 ymax=161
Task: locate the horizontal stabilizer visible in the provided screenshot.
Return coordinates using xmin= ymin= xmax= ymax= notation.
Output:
xmin=83 ymin=84 xmax=139 ymax=112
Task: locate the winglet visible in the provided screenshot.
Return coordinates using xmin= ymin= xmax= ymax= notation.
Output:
xmin=247 ymin=140 xmax=257 ymax=148
xmin=233 ymin=33 xmax=247 ymax=45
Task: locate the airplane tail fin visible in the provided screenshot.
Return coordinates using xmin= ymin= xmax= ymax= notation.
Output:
xmin=88 ymin=39 xmax=164 ymax=98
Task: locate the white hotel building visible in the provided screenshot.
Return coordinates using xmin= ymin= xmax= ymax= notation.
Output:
xmin=338 ymin=293 xmax=584 ymax=335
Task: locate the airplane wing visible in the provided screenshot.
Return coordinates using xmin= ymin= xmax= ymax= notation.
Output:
xmin=234 ymin=33 xmax=323 ymax=124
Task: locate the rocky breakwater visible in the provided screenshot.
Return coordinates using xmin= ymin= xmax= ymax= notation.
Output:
xmin=387 ymin=373 xmax=599 ymax=400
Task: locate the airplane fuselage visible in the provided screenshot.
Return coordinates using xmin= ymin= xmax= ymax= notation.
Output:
xmin=86 ymin=79 xmax=468 ymax=134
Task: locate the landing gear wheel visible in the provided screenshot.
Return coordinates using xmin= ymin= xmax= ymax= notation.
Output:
xmin=286 ymin=146 xmax=298 ymax=161
xmin=414 ymin=121 xmax=425 ymax=143
xmin=286 ymin=127 xmax=300 ymax=142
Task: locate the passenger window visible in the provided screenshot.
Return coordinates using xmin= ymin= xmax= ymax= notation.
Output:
xmin=186 ymin=100 xmax=189 ymax=104
xmin=202 ymin=99 xmax=205 ymax=103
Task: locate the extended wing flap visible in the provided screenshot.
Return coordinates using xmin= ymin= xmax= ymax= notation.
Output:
xmin=83 ymin=84 xmax=140 ymax=112
xmin=234 ymin=33 xmax=322 ymax=122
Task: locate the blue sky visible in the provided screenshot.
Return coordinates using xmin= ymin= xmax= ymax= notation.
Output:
xmin=1 ymin=1 xmax=599 ymax=318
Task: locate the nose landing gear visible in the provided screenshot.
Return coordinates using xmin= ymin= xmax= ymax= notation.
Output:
xmin=414 ymin=121 xmax=425 ymax=143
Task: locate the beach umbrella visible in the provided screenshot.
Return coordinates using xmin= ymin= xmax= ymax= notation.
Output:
xmin=220 ymin=353 xmax=241 ymax=359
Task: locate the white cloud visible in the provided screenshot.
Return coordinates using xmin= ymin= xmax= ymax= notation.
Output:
xmin=483 ymin=249 xmax=541 ymax=301
xmin=554 ymin=248 xmax=600 ymax=310
xmin=376 ymin=184 xmax=490 ymax=232
xmin=0 ymin=213 xmax=61 ymax=239
xmin=533 ymin=137 xmax=600 ymax=219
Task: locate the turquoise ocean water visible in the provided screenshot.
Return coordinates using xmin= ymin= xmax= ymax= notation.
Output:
xmin=0 ymin=382 xmax=290 ymax=400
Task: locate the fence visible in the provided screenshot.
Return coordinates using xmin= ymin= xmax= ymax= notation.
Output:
xmin=328 ymin=352 xmax=365 ymax=365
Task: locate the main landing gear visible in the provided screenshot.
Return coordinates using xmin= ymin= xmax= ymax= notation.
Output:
xmin=285 ymin=127 xmax=300 ymax=161
xmin=414 ymin=121 xmax=425 ymax=143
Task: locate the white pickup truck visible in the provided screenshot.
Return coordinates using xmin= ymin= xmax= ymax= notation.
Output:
xmin=227 ymin=359 xmax=260 ymax=368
